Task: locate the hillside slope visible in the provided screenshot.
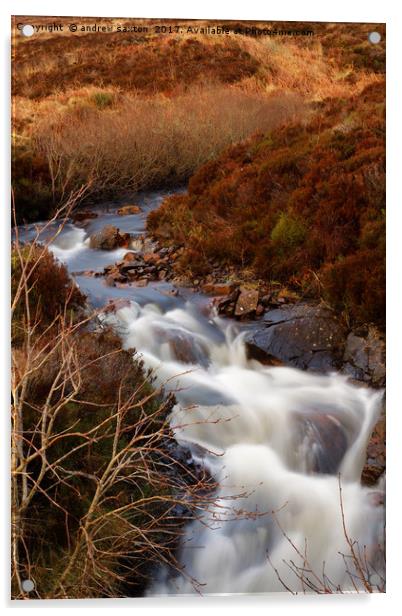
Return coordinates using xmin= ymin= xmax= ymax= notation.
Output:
xmin=148 ymin=80 xmax=385 ymax=328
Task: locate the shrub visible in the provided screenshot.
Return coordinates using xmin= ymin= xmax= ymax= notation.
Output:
xmin=321 ymin=252 xmax=385 ymax=328
xmin=11 ymin=244 xmax=85 ymax=344
xmin=11 ymin=239 xmax=213 ymax=599
xmin=270 ymin=212 xmax=307 ymax=253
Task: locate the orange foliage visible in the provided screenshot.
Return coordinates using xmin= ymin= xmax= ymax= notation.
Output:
xmin=148 ymin=80 xmax=385 ymax=327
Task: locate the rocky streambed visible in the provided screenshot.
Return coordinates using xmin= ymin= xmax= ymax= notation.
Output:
xmin=18 ymin=191 xmax=385 ymax=594
xmin=68 ymin=206 xmax=385 ymax=489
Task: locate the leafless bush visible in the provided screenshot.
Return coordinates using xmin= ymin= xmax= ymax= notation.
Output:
xmin=11 ymin=200 xmax=252 ymax=599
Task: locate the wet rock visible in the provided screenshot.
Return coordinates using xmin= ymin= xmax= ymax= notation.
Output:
xmin=72 ymin=270 xmax=95 ymax=277
xmin=155 ymin=327 xmax=210 ymax=367
xmin=104 ymin=275 xmax=116 ymax=287
xmin=117 ymin=204 xmax=141 ymax=215
xmin=89 ymin=225 xmax=131 ymax=250
xmin=123 ymin=251 xmax=139 ymax=263
xmin=102 ymin=298 xmax=131 ymax=313
xmin=71 ymin=210 xmax=98 ymax=223
xmin=260 ymin=294 xmax=272 ymax=307
xmin=202 ymin=282 xmax=237 ymax=295
xmin=362 ymin=414 xmax=386 ymax=486
xmin=255 ymin=304 xmax=265 ymax=317
xmin=244 ymin=304 xmax=346 ymax=372
xmin=118 ymin=261 xmax=143 ymax=273
xmin=234 ymin=287 xmax=259 ymax=318
xmin=367 ymin=491 xmax=385 ymax=507
xmin=342 ymin=327 xmax=385 ymax=387
xmin=215 ymin=288 xmax=240 ymax=316
xmin=105 ymin=268 xmax=128 ymax=284
xmin=292 ymin=411 xmax=348 ymax=474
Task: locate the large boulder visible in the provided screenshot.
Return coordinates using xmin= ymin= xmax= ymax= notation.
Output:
xmin=342 ymin=327 xmax=385 ymax=386
xmin=154 ymin=327 xmax=210 ymax=367
xmin=244 ymin=304 xmax=347 ymax=372
xmin=89 ymin=225 xmax=131 ymax=250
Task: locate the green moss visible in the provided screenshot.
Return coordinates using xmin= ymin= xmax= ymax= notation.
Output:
xmin=270 ymin=212 xmax=307 ymax=252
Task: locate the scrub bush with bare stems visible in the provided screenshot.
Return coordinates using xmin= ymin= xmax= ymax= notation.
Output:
xmin=11 ymin=196 xmax=230 ymax=599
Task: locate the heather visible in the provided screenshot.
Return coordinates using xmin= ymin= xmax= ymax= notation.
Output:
xmin=147 ymin=80 xmax=385 ymax=328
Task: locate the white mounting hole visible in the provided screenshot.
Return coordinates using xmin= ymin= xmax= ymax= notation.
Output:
xmin=22 ymin=579 xmax=35 ymax=592
xmin=21 ymin=24 xmax=34 ymax=37
xmin=368 ymin=31 xmax=381 ymax=44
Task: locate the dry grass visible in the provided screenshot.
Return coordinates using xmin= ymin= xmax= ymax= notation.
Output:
xmin=12 ymin=18 xmax=384 ymax=221
xmin=13 ymin=85 xmax=305 ymax=218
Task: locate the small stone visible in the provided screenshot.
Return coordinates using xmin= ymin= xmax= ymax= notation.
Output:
xmin=117 ymin=204 xmax=141 ymax=215
xmin=143 ymin=252 xmax=158 ymax=264
xmin=202 ymin=282 xmax=236 ymax=295
xmin=234 ymin=287 xmax=259 ymax=317
xmin=123 ymin=251 xmax=138 ymax=263
xmin=260 ymin=294 xmax=272 ymax=307
xmin=71 ymin=210 xmax=98 ymax=223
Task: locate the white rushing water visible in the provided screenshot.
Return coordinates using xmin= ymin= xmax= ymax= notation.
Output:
xmin=103 ymin=301 xmax=385 ymax=595
xmin=18 ymin=194 xmax=385 ymax=594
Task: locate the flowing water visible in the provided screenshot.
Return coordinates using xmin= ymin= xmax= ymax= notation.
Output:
xmin=17 ymin=190 xmax=385 ymax=595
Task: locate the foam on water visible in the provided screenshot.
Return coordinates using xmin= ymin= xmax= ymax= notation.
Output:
xmin=16 ymin=195 xmax=384 ymax=594
xmin=102 ymin=300 xmax=384 ymax=595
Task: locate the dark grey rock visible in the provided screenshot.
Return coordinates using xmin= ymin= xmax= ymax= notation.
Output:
xmin=342 ymin=327 xmax=385 ymax=386
xmin=245 ymin=304 xmax=346 ymax=373
xmin=292 ymin=411 xmax=349 ymax=474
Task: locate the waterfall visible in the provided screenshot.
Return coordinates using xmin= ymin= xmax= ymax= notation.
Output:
xmin=103 ymin=300 xmax=384 ymax=595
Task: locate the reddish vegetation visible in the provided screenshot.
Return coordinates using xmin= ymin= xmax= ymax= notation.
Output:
xmin=148 ymin=80 xmax=385 ymax=328
xmin=13 ymin=34 xmax=259 ymax=99
xmin=12 ymin=244 xmax=85 ymax=331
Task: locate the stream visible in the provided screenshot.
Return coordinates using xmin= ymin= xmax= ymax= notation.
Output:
xmin=18 ymin=189 xmax=385 ymax=595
